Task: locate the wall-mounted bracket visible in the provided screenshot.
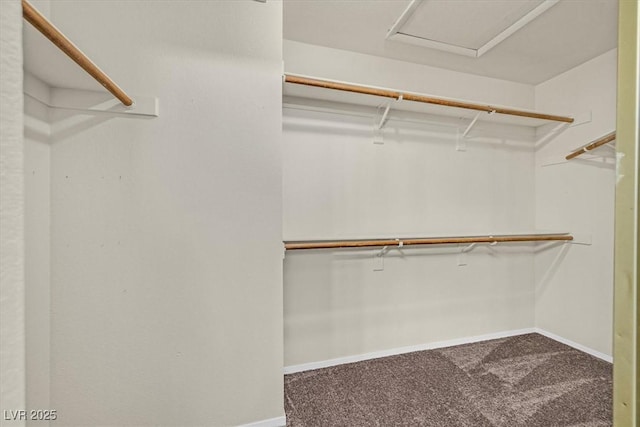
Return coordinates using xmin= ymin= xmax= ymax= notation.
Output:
xmin=532 ymin=233 xmax=587 ymax=253
xmin=373 ymin=240 xmax=405 ymax=271
xmin=24 ymin=74 xmax=159 ymax=117
xmin=374 ymin=95 xmax=403 ymax=144
xmin=567 ymin=232 xmax=592 ymax=245
xmin=377 ymin=245 xmax=391 ymax=257
xmin=569 ymin=110 xmax=592 ymax=127
xmin=373 ymin=103 xmax=387 ymax=144
xmin=457 ymin=242 xmax=477 ymax=266
xmin=377 ymin=102 xmax=392 ymax=130
xmin=373 ymin=245 xmax=390 ymax=271
xmin=462 ymin=242 xmax=477 ymax=253
xmin=462 ymin=112 xmax=483 ymax=138
xmin=457 ymin=110 xmax=492 ymax=151
xmin=535 ymin=122 xmax=570 ymax=149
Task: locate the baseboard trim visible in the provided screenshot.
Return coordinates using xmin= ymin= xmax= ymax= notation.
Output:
xmin=284 ymin=327 xmax=613 ymax=374
xmin=284 ymin=328 xmax=537 ymax=374
xmin=237 ymin=415 xmax=286 ymax=427
xmin=533 ymin=328 xmax=613 ymax=363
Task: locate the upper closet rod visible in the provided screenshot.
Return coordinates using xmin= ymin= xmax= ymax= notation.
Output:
xmin=285 ymin=74 xmax=574 ymax=124
xmin=565 ymin=131 xmax=616 ymax=160
xmin=285 ymin=233 xmax=573 ymax=250
xmin=22 ymin=0 xmax=133 ymax=107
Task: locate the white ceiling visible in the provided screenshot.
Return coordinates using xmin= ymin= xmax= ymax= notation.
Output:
xmin=283 ymin=0 xmax=618 ymax=85
xmin=402 ymin=0 xmax=547 ymax=50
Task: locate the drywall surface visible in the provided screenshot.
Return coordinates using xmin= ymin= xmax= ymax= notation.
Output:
xmin=24 ymin=92 xmax=51 ymax=424
xmin=534 ymin=49 xmax=616 ymax=357
xmin=45 ymin=1 xmax=283 ymax=426
xmin=283 ymin=44 xmax=539 ymax=366
xmin=0 ymin=0 xmax=26 ymax=425
xmin=284 ymin=40 xmax=536 ymax=108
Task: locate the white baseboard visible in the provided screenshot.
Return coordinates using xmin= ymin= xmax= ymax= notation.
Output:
xmin=284 ymin=327 xmax=613 ymax=374
xmin=284 ymin=328 xmax=537 ymax=374
xmin=237 ymin=415 xmax=286 ymax=427
xmin=534 ymin=328 xmax=613 ymax=363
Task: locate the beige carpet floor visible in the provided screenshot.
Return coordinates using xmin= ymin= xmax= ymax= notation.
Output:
xmin=284 ymin=333 xmax=612 ymax=426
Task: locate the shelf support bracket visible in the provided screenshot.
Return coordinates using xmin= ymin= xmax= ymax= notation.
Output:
xmin=23 ymin=76 xmax=159 ymax=117
xmin=378 ymin=94 xmax=402 ymax=130
xmin=463 ymin=242 xmax=477 ymax=252
xmin=373 ymin=240 xmax=404 ymax=271
xmin=378 ymin=103 xmax=392 ymax=130
xmin=536 ymin=122 xmax=570 ymax=149
xmin=458 ymin=110 xmax=492 ymax=151
xmin=374 ymin=95 xmax=403 ymax=144
xmin=462 ymin=112 xmax=483 ymax=138
xmin=373 ymin=245 xmax=390 ymax=271
xmin=457 ymin=242 xmax=477 ymax=266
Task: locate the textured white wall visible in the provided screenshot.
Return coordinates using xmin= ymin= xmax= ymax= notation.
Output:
xmin=284 ymin=40 xmax=536 ymax=108
xmin=1 ymin=1 xmax=26 ymax=425
xmin=534 ymin=49 xmax=617 ymax=357
xmin=283 ymin=45 xmax=539 ymax=366
xmin=40 ymin=1 xmax=283 ymax=426
xmin=24 ymin=89 xmax=51 ymax=425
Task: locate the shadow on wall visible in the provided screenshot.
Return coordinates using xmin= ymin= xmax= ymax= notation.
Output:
xmin=24 ymin=92 xmax=156 ymax=146
xmin=285 ymin=242 xmax=542 ymax=262
xmin=284 ymin=107 xmax=537 ymax=151
xmin=534 ymin=241 xmax=571 ymax=297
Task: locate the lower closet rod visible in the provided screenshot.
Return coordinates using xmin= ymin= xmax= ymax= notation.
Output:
xmin=285 ymin=234 xmax=574 ymax=250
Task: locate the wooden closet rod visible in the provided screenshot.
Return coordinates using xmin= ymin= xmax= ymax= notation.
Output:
xmin=285 ymin=74 xmax=574 ymax=124
xmin=22 ymin=0 xmax=133 ymax=107
xmin=565 ymin=131 xmax=616 ymax=160
xmin=285 ymin=233 xmax=573 ymax=250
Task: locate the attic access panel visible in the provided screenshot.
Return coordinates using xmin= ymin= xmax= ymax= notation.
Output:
xmin=387 ymin=0 xmax=559 ymax=57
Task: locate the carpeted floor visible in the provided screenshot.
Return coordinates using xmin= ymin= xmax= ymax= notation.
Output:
xmin=284 ymin=333 xmax=612 ymax=426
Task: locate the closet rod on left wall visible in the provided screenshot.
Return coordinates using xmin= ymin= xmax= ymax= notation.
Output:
xmin=22 ymin=0 xmax=133 ymax=106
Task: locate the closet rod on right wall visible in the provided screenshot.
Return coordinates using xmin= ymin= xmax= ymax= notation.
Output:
xmin=565 ymin=131 xmax=617 ymax=160
xmin=22 ymin=0 xmax=133 ymax=106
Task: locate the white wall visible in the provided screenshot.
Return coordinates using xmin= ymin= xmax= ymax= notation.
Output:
xmin=534 ymin=49 xmax=617 ymax=357
xmin=284 ymin=40 xmax=535 ymax=108
xmin=283 ymin=42 xmax=541 ymax=367
xmin=35 ymin=1 xmax=284 ymax=426
xmin=24 ymin=87 xmax=51 ymax=424
xmin=1 ymin=1 xmax=26 ymax=425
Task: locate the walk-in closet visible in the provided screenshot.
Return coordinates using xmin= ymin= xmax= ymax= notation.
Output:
xmin=281 ymin=1 xmax=619 ymax=422
xmin=0 ymin=0 xmax=637 ymax=426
